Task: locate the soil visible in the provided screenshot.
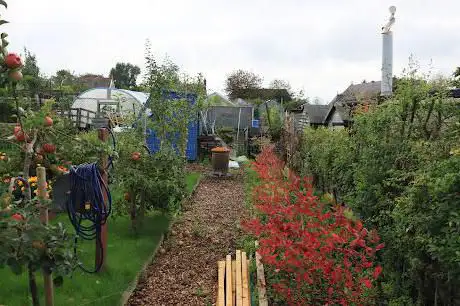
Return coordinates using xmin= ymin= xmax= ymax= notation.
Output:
xmin=127 ymin=169 xmax=246 ymax=306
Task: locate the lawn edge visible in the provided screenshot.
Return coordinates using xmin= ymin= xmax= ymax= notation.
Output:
xmin=120 ymin=173 xmax=202 ymax=305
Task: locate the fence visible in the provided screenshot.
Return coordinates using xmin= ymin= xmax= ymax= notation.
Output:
xmin=55 ymin=108 xmax=97 ymax=129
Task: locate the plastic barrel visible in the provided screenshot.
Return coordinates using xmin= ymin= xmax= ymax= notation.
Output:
xmin=211 ymin=151 xmax=230 ymax=174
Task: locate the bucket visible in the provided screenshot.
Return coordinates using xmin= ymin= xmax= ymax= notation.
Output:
xmin=211 ymin=147 xmax=230 ymax=174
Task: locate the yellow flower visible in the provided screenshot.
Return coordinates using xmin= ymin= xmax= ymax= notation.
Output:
xmin=29 ymin=177 xmax=38 ymax=183
xmin=31 ymin=183 xmax=37 ymax=187
xmin=17 ymin=180 xmax=23 ymax=186
xmin=21 ymin=187 xmax=25 ymax=192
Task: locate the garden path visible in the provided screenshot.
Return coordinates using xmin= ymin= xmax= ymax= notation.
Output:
xmin=128 ymin=169 xmax=246 ymax=305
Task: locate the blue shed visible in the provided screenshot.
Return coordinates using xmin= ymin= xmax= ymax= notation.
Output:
xmin=146 ymin=91 xmax=198 ymax=161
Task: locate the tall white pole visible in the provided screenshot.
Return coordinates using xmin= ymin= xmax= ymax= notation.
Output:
xmin=381 ymin=6 xmax=396 ymax=97
xmin=381 ymin=31 xmax=393 ymax=96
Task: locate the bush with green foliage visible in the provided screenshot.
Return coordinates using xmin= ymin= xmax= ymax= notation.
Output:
xmin=299 ymin=68 xmax=460 ymax=304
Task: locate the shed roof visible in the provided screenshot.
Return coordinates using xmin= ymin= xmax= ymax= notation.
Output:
xmin=303 ymin=104 xmax=330 ymax=124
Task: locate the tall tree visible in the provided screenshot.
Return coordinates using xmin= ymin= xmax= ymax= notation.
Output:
xmin=269 ymin=79 xmax=292 ymax=94
xmin=51 ymin=69 xmax=75 ymax=88
xmin=21 ymin=48 xmax=45 ymax=96
xmin=110 ymin=62 xmax=141 ymax=89
xmin=225 ymin=69 xmax=262 ymax=100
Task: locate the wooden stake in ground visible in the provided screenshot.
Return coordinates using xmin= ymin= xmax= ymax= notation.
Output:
xmin=241 ymin=252 xmax=249 ymax=306
xmin=232 ymin=260 xmax=236 ymax=306
xmin=37 ymin=166 xmax=54 ymax=306
xmin=255 ymin=241 xmax=268 ymax=306
xmin=236 ymin=250 xmax=243 ymax=306
xmin=226 ymin=255 xmax=233 ymax=306
xmin=218 ymin=261 xmax=226 ymax=306
xmin=96 ymin=128 xmax=109 ymax=271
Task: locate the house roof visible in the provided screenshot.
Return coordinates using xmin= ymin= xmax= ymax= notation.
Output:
xmin=303 ymin=104 xmax=330 ymax=124
xmin=344 ymin=81 xmax=381 ymax=97
xmin=78 ymin=74 xmax=111 ymax=88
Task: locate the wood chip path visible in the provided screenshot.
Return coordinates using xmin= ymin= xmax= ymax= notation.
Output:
xmin=128 ymin=171 xmax=246 ymax=306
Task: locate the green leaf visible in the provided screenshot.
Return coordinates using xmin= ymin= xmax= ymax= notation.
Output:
xmin=0 ymin=20 xmax=8 ymax=26
xmin=1 ymin=32 xmax=7 ymax=39
xmin=0 ymin=0 xmax=6 ymax=8
xmin=53 ymin=276 xmax=64 ymax=287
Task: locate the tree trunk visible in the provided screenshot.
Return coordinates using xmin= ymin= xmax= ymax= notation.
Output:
xmin=138 ymin=190 xmax=146 ymax=229
xmin=130 ymin=189 xmax=137 ymax=234
xmin=28 ymin=265 xmax=40 ymax=306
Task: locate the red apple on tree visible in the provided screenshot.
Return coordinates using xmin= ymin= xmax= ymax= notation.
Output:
xmin=44 ymin=116 xmax=53 ymax=127
xmin=4 ymin=53 xmax=22 ymax=69
xmin=131 ymin=152 xmax=141 ymax=161
xmin=13 ymin=125 xmax=27 ymax=142
xmin=8 ymin=70 xmax=23 ymax=82
xmin=11 ymin=213 xmax=24 ymax=221
xmin=42 ymin=143 xmax=56 ymax=154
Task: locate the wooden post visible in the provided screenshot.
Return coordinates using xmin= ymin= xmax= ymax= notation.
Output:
xmin=241 ymin=252 xmax=249 ymax=306
xmin=255 ymin=241 xmax=268 ymax=306
xmin=76 ymin=108 xmax=82 ymax=128
xmin=236 ymin=250 xmax=243 ymax=306
xmin=37 ymin=166 xmax=54 ymax=306
xmin=218 ymin=261 xmax=226 ymax=306
xmin=96 ymin=128 xmax=109 ymax=271
xmin=226 ymin=255 xmax=233 ymax=306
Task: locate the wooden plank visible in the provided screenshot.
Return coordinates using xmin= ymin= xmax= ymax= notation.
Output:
xmin=218 ymin=261 xmax=226 ymax=306
xmin=236 ymin=250 xmax=243 ymax=306
xmin=241 ymin=252 xmax=249 ymax=306
xmin=232 ymin=260 xmax=236 ymax=306
xmin=226 ymin=255 xmax=233 ymax=306
xmin=247 ymin=259 xmax=251 ymax=306
xmin=255 ymin=242 xmax=268 ymax=306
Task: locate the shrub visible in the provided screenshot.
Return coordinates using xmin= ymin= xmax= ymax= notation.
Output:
xmin=298 ymin=71 xmax=460 ymax=304
xmin=244 ymin=147 xmax=383 ymax=305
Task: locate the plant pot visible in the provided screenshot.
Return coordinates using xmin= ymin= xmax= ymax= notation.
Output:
xmin=211 ymin=151 xmax=230 ymax=174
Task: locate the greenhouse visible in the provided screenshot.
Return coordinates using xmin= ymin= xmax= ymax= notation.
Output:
xmin=72 ymin=87 xmax=149 ymax=115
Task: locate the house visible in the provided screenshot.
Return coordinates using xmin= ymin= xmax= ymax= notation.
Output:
xmin=77 ymin=74 xmax=111 ymax=89
xmin=291 ymin=103 xmax=330 ymax=132
xmin=324 ymin=81 xmax=381 ymax=128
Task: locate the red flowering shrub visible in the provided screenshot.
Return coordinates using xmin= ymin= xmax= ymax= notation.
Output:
xmin=244 ymin=146 xmax=384 ymax=305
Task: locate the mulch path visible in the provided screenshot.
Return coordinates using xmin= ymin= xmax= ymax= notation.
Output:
xmin=127 ymin=170 xmax=246 ymax=306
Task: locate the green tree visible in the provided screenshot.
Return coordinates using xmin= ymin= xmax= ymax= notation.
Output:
xmin=21 ymin=48 xmax=46 ymax=96
xmin=109 ymin=62 xmax=141 ymax=89
xmin=51 ymin=69 xmax=75 ymax=88
xmin=225 ymin=69 xmax=263 ymax=100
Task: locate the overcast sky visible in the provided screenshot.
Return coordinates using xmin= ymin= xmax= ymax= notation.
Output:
xmin=5 ymin=0 xmax=460 ymax=103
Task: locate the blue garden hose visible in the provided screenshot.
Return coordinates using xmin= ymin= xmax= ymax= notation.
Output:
xmin=67 ymin=163 xmax=112 ymax=273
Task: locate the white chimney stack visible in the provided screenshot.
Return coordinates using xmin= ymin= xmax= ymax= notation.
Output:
xmin=381 ymin=6 xmax=396 ymax=96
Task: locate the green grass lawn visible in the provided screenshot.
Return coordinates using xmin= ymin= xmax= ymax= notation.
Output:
xmin=0 ymin=172 xmax=201 ymax=306
xmin=185 ymin=172 xmax=201 ymax=193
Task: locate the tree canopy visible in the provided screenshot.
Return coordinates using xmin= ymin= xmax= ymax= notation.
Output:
xmin=225 ymin=69 xmax=263 ymax=100
xmin=110 ymin=62 xmax=141 ymax=90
